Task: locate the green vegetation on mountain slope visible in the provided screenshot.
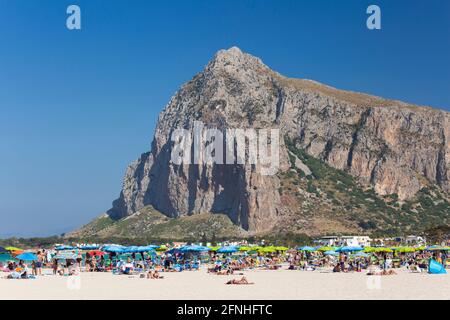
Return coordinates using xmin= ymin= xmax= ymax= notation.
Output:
xmin=279 ymin=137 xmax=450 ymax=236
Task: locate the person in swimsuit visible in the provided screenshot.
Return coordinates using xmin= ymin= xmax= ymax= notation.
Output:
xmin=226 ymin=276 xmax=253 ymax=285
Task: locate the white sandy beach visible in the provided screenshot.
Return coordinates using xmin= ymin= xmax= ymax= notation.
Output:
xmin=0 ymin=266 xmax=449 ymax=300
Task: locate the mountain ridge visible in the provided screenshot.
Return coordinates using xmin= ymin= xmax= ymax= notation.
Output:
xmin=70 ymin=47 xmax=449 ymax=239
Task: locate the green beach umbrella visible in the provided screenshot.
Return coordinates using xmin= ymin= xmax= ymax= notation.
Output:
xmin=259 ymin=247 xmax=276 ymax=253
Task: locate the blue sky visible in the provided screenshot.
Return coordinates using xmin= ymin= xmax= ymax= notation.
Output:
xmin=0 ymin=0 xmax=449 ymax=237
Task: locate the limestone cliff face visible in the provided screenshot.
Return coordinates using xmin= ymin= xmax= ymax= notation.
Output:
xmin=107 ymin=47 xmax=449 ymax=233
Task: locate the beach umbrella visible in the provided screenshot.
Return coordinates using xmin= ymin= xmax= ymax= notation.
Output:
xmin=0 ymin=246 xmax=8 ymax=253
xmin=259 ymin=247 xmax=277 ymax=253
xmin=297 ymin=246 xmax=315 ymax=252
xmin=53 ymin=252 xmax=77 ymax=260
xmin=318 ymin=246 xmax=335 ymax=252
xmin=353 ymin=252 xmax=369 ymax=257
xmin=138 ymin=245 xmax=159 ymax=252
xmin=15 ymin=252 xmax=38 ymax=261
xmin=395 ymin=247 xmax=416 ymax=253
xmin=5 ymin=246 xmax=22 ymax=252
xmin=79 ymin=245 xmax=100 ymax=250
xmin=156 ymin=245 xmax=168 ymax=252
xmin=55 ymin=245 xmax=76 ymax=251
xmin=103 ymin=245 xmax=126 ymax=253
xmin=88 ymin=250 xmax=106 ymax=256
xmin=426 ymin=245 xmax=447 ymax=251
xmin=0 ymin=254 xmax=15 ymax=262
xmin=122 ymin=246 xmax=140 ymax=253
xmin=238 ymin=246 xmax=251 ymax=251
xmin=274 ymin=246 xmax=289 ymax=251
xmin=217 ymin=246 xmax=238 ymax=253
xmin=337 ymin=246 xmax=363 ymax=253
xmin=373 ymin=247 xmax=393 ymax=253
xmin=180 ymin=245 xmax=210 ymax=252
xmin=208 ymin=246 xmax=220 ymax=251
xmin=324 ymin=251 xmax=339 ymax=256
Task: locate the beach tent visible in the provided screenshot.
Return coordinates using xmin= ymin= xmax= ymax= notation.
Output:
xmin=15 ymin=252 xmax=38 ymax=261
xmin=428 ymin=259 xmax=447 ymax=274
xmin=297 ymin=246 xmax=315 ymax=252
xmin=217 ymin=246 xmax=238 ymax=253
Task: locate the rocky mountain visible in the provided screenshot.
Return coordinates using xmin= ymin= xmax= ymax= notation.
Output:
xmin=72 ymin=47 xmax=450 ymax=239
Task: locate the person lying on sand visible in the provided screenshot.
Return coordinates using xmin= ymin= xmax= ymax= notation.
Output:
xmin=215 ymin=267 xmax=234 ymax=275
xmin=226 ymin=276 xmax=254 ymax=285
xmin=367 ymin=269 xmax=397 ymax=276
xmin=146 ymin=270 xmax=164 ymax=279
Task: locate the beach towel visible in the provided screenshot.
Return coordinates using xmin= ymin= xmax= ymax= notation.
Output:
xmin=428 ymin=259 xmax=447 ymax=274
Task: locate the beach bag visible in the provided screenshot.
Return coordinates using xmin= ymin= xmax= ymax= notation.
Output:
xmin=428 ymin=259 xmax=447 ymax=274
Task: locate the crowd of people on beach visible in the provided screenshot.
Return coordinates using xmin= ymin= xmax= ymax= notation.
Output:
xmin=0 ymin=244 xmax=448 ymax=283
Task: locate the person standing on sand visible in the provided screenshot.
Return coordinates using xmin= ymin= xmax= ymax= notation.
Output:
xmin=76 ymin=251 xmax=83 ymax=270
xmin=52 ymin=259 xmax=58 ymax=275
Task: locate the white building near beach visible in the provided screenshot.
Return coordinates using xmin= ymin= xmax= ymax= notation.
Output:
xmin=315 ymin=235 xmax=372 ymax=247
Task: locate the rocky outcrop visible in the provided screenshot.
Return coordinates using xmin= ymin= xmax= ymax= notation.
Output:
xmin=107 ymin=47 xmax=449 ymax=233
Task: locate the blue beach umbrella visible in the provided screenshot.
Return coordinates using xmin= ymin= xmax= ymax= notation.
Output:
xmin=337 ymin=246 xmax=363 ymax=253
xmin=181 ymin=245 xmax=210 ymax=252
xmin=122 ymin=246 xmax=140 ymax=253
xmin=103 ymin=245 xmax=126 ymax=253
xmin=16 ymin=252 xmax=38 ymax=261
xmin=55 ymin=245 xmax=76 ymax=251
xmin=324 ymin=251 xmax=339 ymax=256
xmin=297 ymin=246 xmax=315 ymax=252
xmin=0 ymin=246 xmax=8 ymax=253
xmin=217 ymin=246 xmax=238 ymax=253
xmin=79 ymin=245 xmax=99 ymax=250
xmin=139 ymin=245 xmax=160 ymax=252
